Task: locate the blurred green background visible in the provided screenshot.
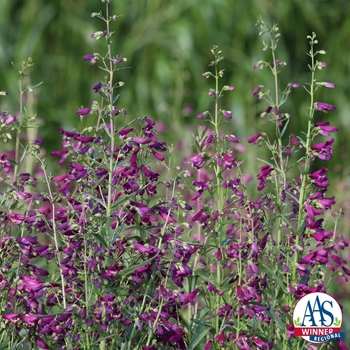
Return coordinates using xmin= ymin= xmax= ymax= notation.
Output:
xmin=1 ymin=0 xmax=349 ymax=156
xmin=1 ymin=0 xmax=350 ymax=344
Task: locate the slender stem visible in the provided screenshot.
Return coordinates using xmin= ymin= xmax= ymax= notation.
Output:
xmin=294 ymin=40 xmax=316 ymax=283
xmin=106 ymin=2 xmax=115 ymax=226
xmin=270 ymin=34 xmax=285 ymax=246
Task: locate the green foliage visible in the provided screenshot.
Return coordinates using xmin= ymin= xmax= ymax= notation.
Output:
xmin=1 ymin=0 xmax=350 ymax=161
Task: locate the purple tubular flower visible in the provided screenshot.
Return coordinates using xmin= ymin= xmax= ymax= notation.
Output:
xmin=76 ymin=107 xmax=92 ymax=116
xmin=290 ymin=83 xmax=300 ymax=88
xmin=197 ymin=112 xmax=207 ymax=119
xmin=324 ymin=82 xmax=336 ymax=88
xmin=222 ymin=110 xmax=232 ymax=119
xmin=228 ymin=135 xmax=240 ymax=143
xmin=92 ymin=82 xmax=102 ymax=92
xmin=315 ymin=102 xmax=336 ymax=112
xmin=311 ymin=138 xmax=334 ymax=160
xmin=309 ymin=167 xmax=329 ymax=188
xmin=252 ymin=86 xmax=261 ymax=96
xmin=248 ymin=133 xmax=262 ymax=144
xmin=314 ymin=121 xmax=338 ymax=136
xmin=83 ymin=53 xmax=96 ymax=65
xmin=185 ymin=154 xmax=207 ymax=169
xmin=4 ymin=115 xmax=16 ymax=125
xmin=83 ymin=53 xmax=94 ymax=61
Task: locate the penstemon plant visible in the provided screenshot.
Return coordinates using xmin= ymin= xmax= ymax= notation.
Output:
xmin=0 ymin=2 xmax=349 ymax=350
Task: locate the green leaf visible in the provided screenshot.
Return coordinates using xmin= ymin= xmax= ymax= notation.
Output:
xmin=93 ymin=232 xmax=108 ymax=249
xmin=113 ymin=94 xmax=120 ymax=104
xmin=279 ymin=117 xmax=290 ymax=138
xmin=194 ymin=271 xmax=214 ymax=284
xmin=110 ymin=221 xmax=124 ymax=245
xmin=118 ymin=254 xmax=159 ymax=278
xmin=187 ymin=323 xmax=211 ymax=350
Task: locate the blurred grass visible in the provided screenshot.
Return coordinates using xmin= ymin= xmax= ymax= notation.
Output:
xmin=0 ymin=0 xmax=349 ymax=344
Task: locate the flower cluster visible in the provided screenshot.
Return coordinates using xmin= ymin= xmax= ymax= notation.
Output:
xmin=0 ymin=5 xmax=348 ymax=350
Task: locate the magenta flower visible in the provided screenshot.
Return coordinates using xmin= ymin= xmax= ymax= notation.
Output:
xmin=323 ymin=82 xmax=336 ymax=88
xmin=257 ymin=165 xmax=273 ymax=191
xmin=290 ymin=83 xmax=300 ymax=88
xmin=83 ymin=53 xmax=96 ymax=65
xmin=315 ymin=196 xmax=335 ymax=210
xmin=222 ymin=110 xmax=232 ymax=119
xmin=314 ymin=121 xmax=338 ymax=136
xmin=290 ymin=134 xmax=298 ymax=146
xmin=76 ymin=107 xmax=92 ymax=116
xmin=315 ymin=102 xmax=336 ymax=112
xmin=309 ymin=167 xmax=329 ymax=188
xmin=92 ymin=82 xmax=102 ymax=92
xmin=228 ymin=135 xmax=240 ymax=143
xmin=197 ymin=111 xmax=207 ymax=119
xmin=311 ymin=138 xmax=334 ymax=160
xmin=248 ymin=133 xmax=262 ymax=144
xmin=185 ymin=153 xmax=207 ymax=169
xmin=252 ymin=86 xmax=261 ymax=96
xmin=4 ymin=115 xmax=16 ymax=125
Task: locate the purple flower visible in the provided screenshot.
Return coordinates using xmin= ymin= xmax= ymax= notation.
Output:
xmin=257 ymin=165 xmax=273 ymax=191
xmin=76 ymin=107 xmax=92 ymax=116
xmin=315 ymin=102 xmax=336 ymax=112
xmin=248 ymin=133 xmax=262 ymax=144
xmin=309 ymin=167 xmax=329 ymax=188
xmin=83 ymin=53 xmax=96 ymax=65
xmin=315 ymin=196 xmax=335 ymax=210
xmin=252 ymin=86 xmax=261 ymax=96
xmin=92 ymin=82 xmax=102 ymax=92
xmin=311 ymin=138 xmax=334 ymax=160
xmin=317 ymin=61 xmax=328 ymax=68
xmin=290 ymin=83 xmax=300 ymax=88
xmin=322 ymin=82 xmax=336 ymax=88
xmin=185 ymin=154 xmax=207 ymax=169
xmin=314 ymin=121 xmax=338 ymax=136
xmin=197 ymin=112 xmax=207 ymax=119
xmin=290 ymin=135 xmax=298 ymax=146
xmin=4 ymin=115 xmax=16 ymax=125
xmin=222 ymin=110 xmax=232 ymax=119
xmin=228 ymin=135 xmax=240 ymax=143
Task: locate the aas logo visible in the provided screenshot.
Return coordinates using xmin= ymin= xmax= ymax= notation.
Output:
xmin=293 ymin=292 xmax=345 ymax=343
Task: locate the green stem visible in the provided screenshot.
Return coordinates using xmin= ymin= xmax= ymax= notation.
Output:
xmin=105 ymin=2 xmax=115 ymax=225
xmin=294 ymin=41 xmax=316 ymax=282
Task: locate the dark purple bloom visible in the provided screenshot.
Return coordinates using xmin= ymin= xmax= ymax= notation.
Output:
xmin=290 ymin=135 xmax=298 ymax=146
xmin=315 ymin=102 xmax=336 ymax=112
xmin=311 ymin=138 xmax=334 ymax=160
xmin=185 ymin=154 xmax=207 ymax=169
xmin=252 ymin=86 xmax=261 ymax=96
xmin=314 ymin=121 xmax=338 ymax=136
xmin=92 ymin=82 xmax=102 ymax=92
xmin=309 ymin=167 xmax=329 ymax=188
xmin=76 ymin=107 xmax=92 ymax=116
xmin=83 ymin=53 xmax=94 ymax=60
xmin=83 ymin=53 xmax=96 ymax=65
xmin=248 ymin=133 xmax=262 ymax=144
xmin=257 ymin=165 xmax=273 ymax=191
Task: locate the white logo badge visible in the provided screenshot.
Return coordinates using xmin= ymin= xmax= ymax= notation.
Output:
xmin=293 ymin=292 xmax=345 ymax=343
